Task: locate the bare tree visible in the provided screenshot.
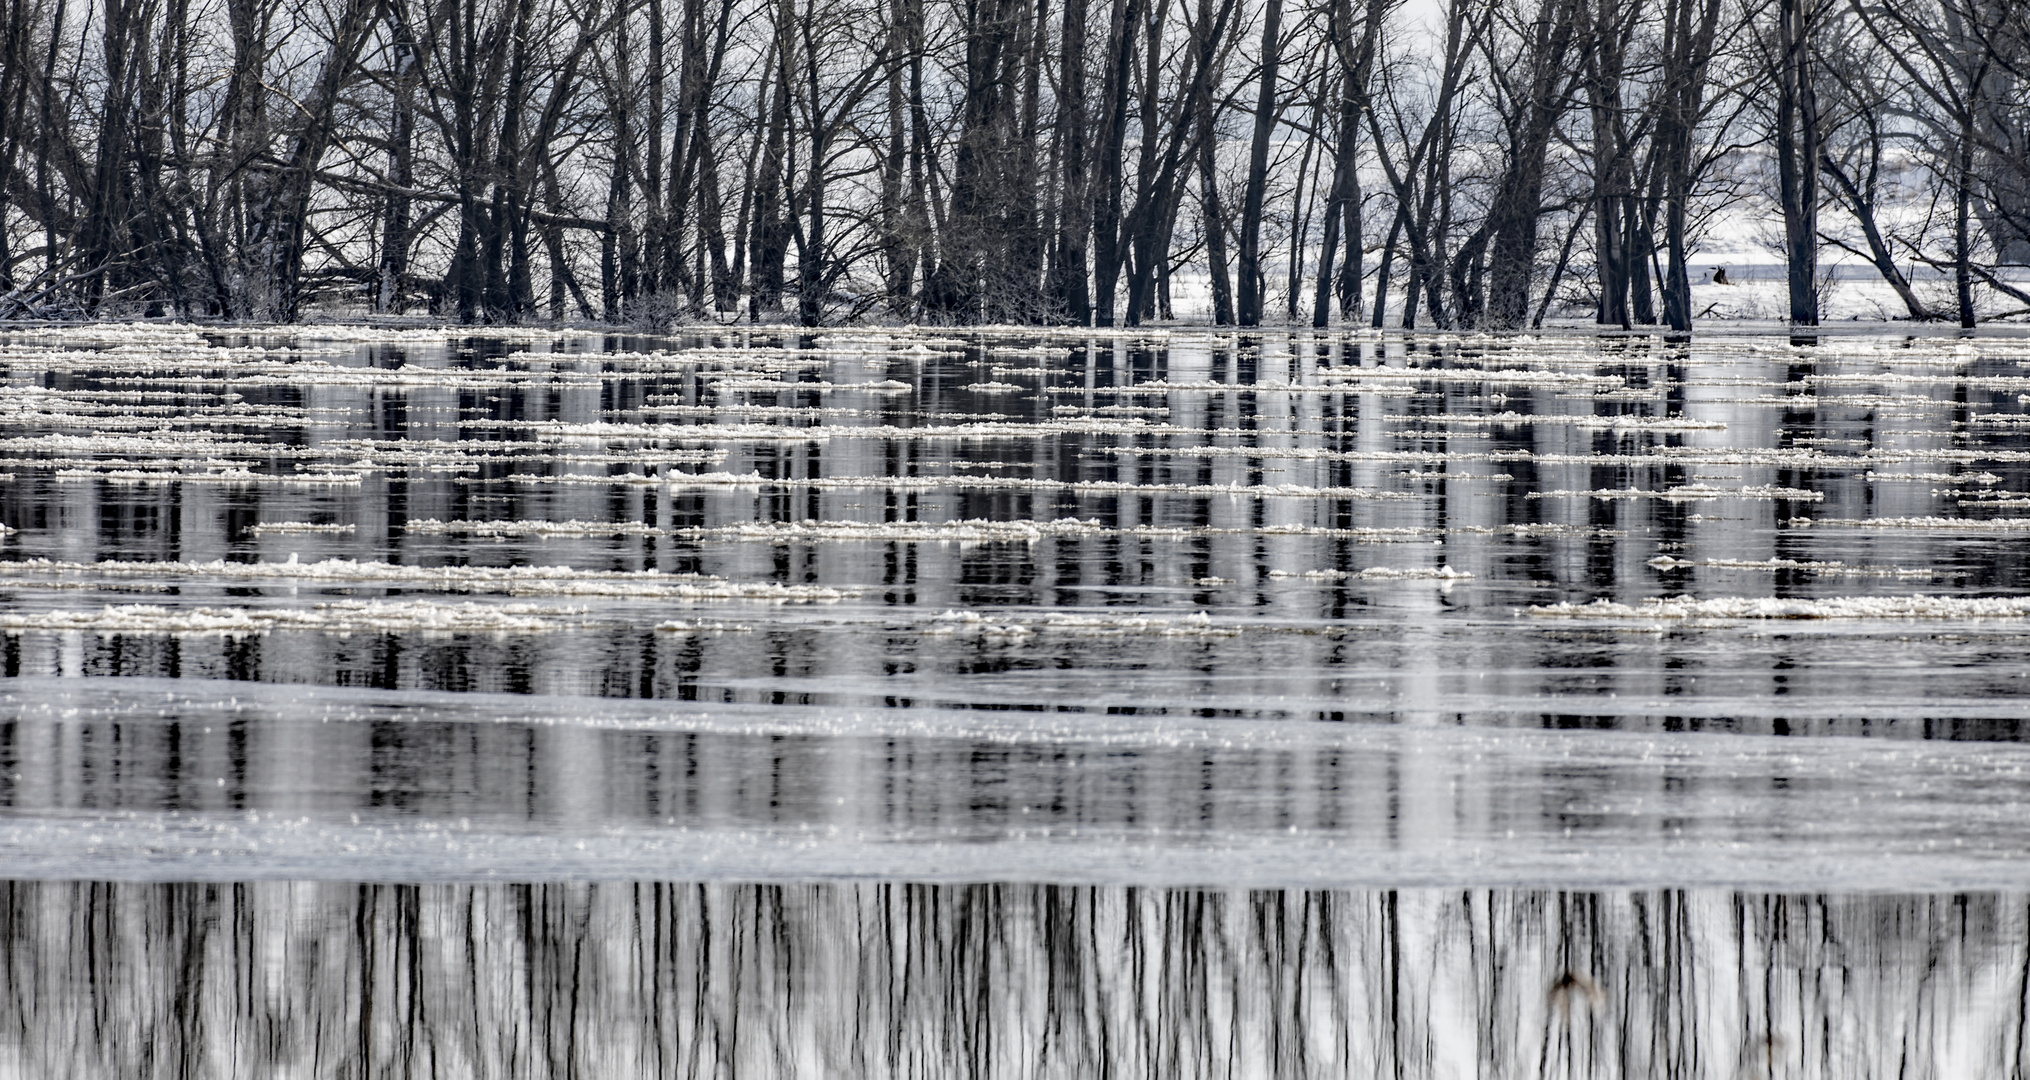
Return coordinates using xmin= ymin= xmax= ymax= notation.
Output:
xmin=1311 ymin=0 xmax=1388 ymax=327
xmin=1816 ymin=9 xmax=1936 ymax=319
xmin=3 ymin=0 xmax=1988 ymax=330
xmin=1235 ymin=0 xmax=1282 ymax=325
xmin=1773 ymin=0 xmax=1824 ymax=326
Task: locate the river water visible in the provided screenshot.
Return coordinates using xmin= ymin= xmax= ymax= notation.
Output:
xmin=1 ymin=323 xmax=2028 ymax=1075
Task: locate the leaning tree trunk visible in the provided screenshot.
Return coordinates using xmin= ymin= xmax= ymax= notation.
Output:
xmin=1821 ymin=151 xmax=1935 ymax=320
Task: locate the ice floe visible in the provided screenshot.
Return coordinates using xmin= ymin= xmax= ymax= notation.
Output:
xmin=1529 ymin=595 xmax=2030 ymax=620
xmin=0 ymin=600 xmax=591 ymax=635
xmin=0 ymin=557 xmax=849 ymax=601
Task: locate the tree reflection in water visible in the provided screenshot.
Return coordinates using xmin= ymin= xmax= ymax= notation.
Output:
xmin=2 ymin=882 xmax=2021 ymax=1078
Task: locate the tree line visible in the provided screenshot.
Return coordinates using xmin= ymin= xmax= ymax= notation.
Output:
xmin=1 ymin=0 xmax=2027 ymax=329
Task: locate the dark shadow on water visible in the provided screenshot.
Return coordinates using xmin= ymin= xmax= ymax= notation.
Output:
xmin=0 ymin=880 xmax=2021 ymax=1079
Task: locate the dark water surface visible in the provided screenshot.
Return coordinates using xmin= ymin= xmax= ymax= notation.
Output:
xmin=7 ymin=882 xmax=2024 ymax=1078
xmin=3 ymin=323 xmax=2030 ymax=1074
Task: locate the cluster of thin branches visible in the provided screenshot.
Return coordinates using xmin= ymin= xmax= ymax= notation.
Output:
xmin=0 ymin=0 xmax=2026 ymax=327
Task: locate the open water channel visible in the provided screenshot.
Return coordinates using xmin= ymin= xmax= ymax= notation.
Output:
xmin=1 ymin=322 xmax=2028 ymax=1076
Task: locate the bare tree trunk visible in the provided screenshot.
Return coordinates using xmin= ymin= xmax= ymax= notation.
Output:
xmin=1626 ymin=184 xmax=1656 ymax=323
xmin=1366 ymin=0 xmax=1481 ymax=330
xmin=378 ymin=12 xmax=418 ymax=314
xmin=1192 ymin=0 xmax=1234 ymax=326
xmin=544 ymin=161 xmax=567 ymax=319
xmin=1774 ymin=0 xmax=1818 ymax=327
xmin=78 ymin=0 xmax=149 ymax=311
xmin=601 ymin=13 xmax=640 ymax=322
xmin=1821 ymin=152 xmax=1935 ymax=320
xmin=1012 ymin=0 xmax=1046 ymax=319
xmin=248 ymin=0 xmax=375 ymax=319
xmin=1955 ymin=115 xmax=1975 ymax=328
xmin=1090 ymin=0 xmax=1141 ymax=326
xmin=668 ymin=0 xmax=695 ymax=304
xmin=1481 ymin=0 xmax=1581 ymax=329
xmin=1235 ymin=0 xmax=1280 ymax=326
xmin=1370 ymin=202 xmax=1402 ymax=326
xmin=1047 ymin=0 xmax=1089 ymax=322
xmin=1312 ymin=6 xmax=1351 ymax=328
xmin=798 ymin=0 xmax=826 ymax=327
xmin=0 ymin=0 xmax=25 ymax=294
xmin=688 ymin=0 xmax=736 ymax=313
xmin=1657 ymin=0 xmax=1722 ymax=334
xmin=1533 ymin=203 xmax=1589 ymax=327
xmin=1312 ymin=0 xmax=1382 ymax=327
xmin=131 ymin=0 xmax=194 ymax=315
xmin=881 ymin=0 xmax=914 ymax=316
xmin=1585 ymin=0 xmax=1632 ymax=327
xmin=1197 ymin=136 xmax=1235 ymax=326
xmin=1816 ymin=22 xmax=1932 ymax=322
xmin=750 ymin=2 xmax=794 ymax=318
xmin=487 ymin=0 xmax=535 ymax=321
xmin=32 ymin=0 xmax=68 ymax=297
xmin=1286 ymin=61 xmax=1324 ymax=321
xmin=642 ymin=0 xmax=666 ymax=302
xmin=1120 ymin=0 xmax=1232 ymax=326
xmin=1335 ymin=152 xmax=1364 ymax=318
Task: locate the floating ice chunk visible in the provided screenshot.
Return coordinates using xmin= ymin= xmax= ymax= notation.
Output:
xmin=1662 ymin=484 xmax=1823 ymax=501
xmin=686 ymin=517 xmax=1108 ymax=543
xmin=1356 ymin=566 xmax=1472 ymax=580
xmin=652 ymin=621 xmax=754 ymax=633
xmin=0 ymin=600 xmax=592 ymax=636
xmin=924 ymin=609 xmax=1035 ymax=636
xmin=0 ymin=557 xmax=849 ymax=601
xmin=1530 ymin=488 xmax=1654 ymax=500
xmin=499 ymin=471 xmax=1394 ymax=500
xmin=1050 ymin=404 xmax=1171 ymax=417
xmin=1862 ymin=471 xmax=2003 ymax=485
xmin=1386 ymin=411 xmax=1723 ymax=431
xmin=406 ymin=518 xmax=665 ymax=538
xmin=1645 ymin=556 xmax=1933 ymax=578
xmin=924 ymin=608 xmax=1239 ymax=636
xmin=1265 ymin=566 xmax=1470 ymax=581
xmin=260 ymin=325 xmax=597 ymax=344
xmin=1805 ymin=372 xmax=2030 ymax=390
xmin=709 ymin=378 xmax=841 ymax=391
xmin=56 ymin=467 xmax=364 ymax=487
xmin=1038 ymin=610 xmax=1237 ymax=636
xmin=1529 ymin=594 xmax=2030 ymax=620
xmin=1801 ymin=516 xmax=2030 ymax=531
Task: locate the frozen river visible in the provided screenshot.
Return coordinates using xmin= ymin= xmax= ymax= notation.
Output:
xmin=2 ymin=323 xmax=2029 ymax=1075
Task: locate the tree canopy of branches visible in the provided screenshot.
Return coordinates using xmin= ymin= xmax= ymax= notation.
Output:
xmin=4 ymin=0 xmax=2030 ymax=328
